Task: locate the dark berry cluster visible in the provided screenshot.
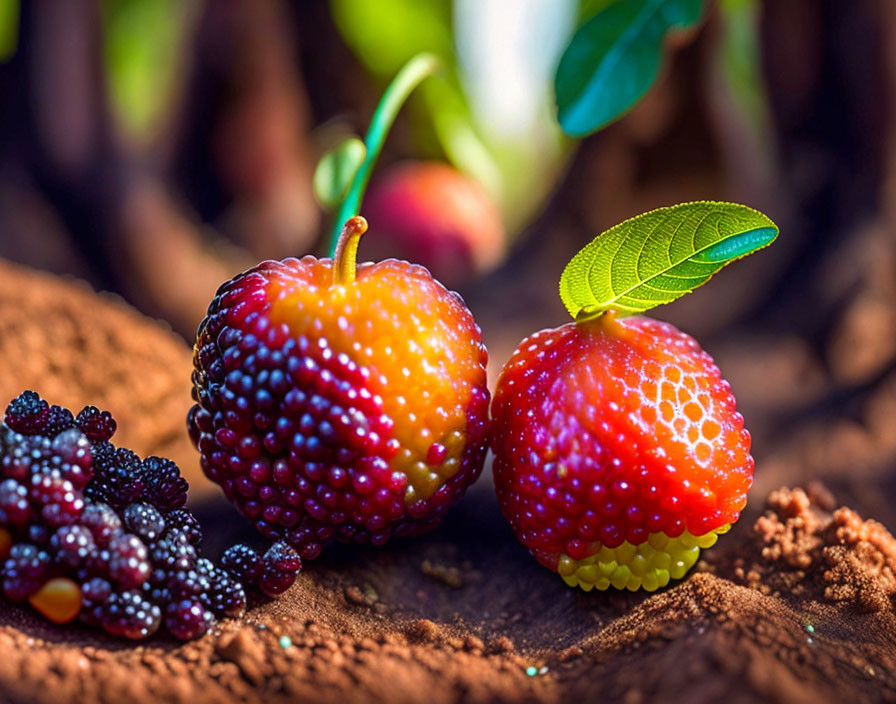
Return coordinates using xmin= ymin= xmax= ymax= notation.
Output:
xmin=0 ymin=391 xmax=299 ymax=640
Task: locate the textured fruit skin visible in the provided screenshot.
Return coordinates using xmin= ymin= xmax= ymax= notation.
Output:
xmin=363 ymin=162 xmax=505 ymax=287
xmin=221 ymin=544 xmax=262 ymax=583
xmin=189 ymin=256 xmax=490 ymax=559
xmin=491 ymin=315 xmax=752 ymax=590
xmin=0 ymin=391 xmax=250 ymax=640
xmin=558 ymin=526 xmax=728 ymax=592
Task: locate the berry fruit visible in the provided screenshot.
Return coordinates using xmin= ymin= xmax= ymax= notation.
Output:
xmin=0 ymin=391 xmax=251 ymax=639
xmin=103 ymin=591 xmax=162 ymax=640
xmin=221 ymin=543 xmax=262 ymax=584
xmin=491 ymin=314 xmax=753 ymax=591
xmin=363 ymin=161 xmax=506 ymax=287
xmin=257 ymin=541 xmax=302 ymax=597
xmin=189 ymin=216 xmax=490 ymax=559
xmin=75 ymin=406 xmax=117 ymax=443
xmin=165 ymin=599 xmax=214 ymax=641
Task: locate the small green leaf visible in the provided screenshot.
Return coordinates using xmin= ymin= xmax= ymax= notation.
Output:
xmin=313 ymin=137 xmax=366 ymax=211
xmin=555 ymin=0 xmax=702 ymax=137
xmin=559 ymin=201 xmax=778 ymax=319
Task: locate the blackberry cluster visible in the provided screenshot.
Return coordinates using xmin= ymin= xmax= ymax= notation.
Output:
xmin=0 ymin=391 xmax=301 ymax=640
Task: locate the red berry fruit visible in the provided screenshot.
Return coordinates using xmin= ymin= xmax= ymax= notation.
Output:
xmin=363 ymin=162 xmax=506 ymax=288
xmin=492 ymin=315 xmax=752 ymax=591
xmin=189 ymin=217 xmax=490 ymax=559
xmin=491 ymin=202 xmax=777 ymax=591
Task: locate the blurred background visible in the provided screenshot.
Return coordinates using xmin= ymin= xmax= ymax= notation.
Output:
xmin=0 ymin=0 xmax=895 ymax=527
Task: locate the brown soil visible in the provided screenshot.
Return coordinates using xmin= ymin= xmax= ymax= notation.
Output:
xmin=0 ymin=258 xmax=213 ymax=497
xmin=1 ymin=258 xmax=895 ymax=704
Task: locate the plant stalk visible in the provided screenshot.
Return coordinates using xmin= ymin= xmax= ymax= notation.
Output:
xmin=328 ymin=53 xmax=441 ymax=256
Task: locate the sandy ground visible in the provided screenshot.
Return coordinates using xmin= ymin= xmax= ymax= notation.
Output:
xmin=0 ymin=252 xmax=895 ymax=703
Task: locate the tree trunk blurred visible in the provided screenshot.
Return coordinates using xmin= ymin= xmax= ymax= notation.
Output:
xmin=0 ymin=0 xmax=321 ymax=338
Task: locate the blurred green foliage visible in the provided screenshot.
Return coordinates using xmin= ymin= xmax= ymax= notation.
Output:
xmin=330 ymin=0 xmax=500 ymax=214
xmin=714 ymin=0 xmax=775 ymax=184
xmin=314 ymin=137 xmax=367 ymax=211
xmin=0 ymin=0 xmax=18 ymax=63
xmin=102 ymin=0 xmax=191 ymax=143
xmin=555 ymin=0 xmax=702 ymax=136
xmin=331 ymin=0 xmax=453 ymax=77
xmin=718 ymin=0 xmax=765 ymax=128
xmin=330 ymin=0 xmax=573 ymax=234
xmin=577 ymin=0 xmax=618 ymax=22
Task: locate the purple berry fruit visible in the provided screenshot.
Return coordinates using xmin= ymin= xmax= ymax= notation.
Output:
xmin=75 ymin=406 xmax=117 ymax=443
xmin=221 ymin=544 xmax=262 ymax=584
xmin=0 ymin=391 xmax=297 ymax=640
xmin=164 ymin=598 xmax=214 ymax=640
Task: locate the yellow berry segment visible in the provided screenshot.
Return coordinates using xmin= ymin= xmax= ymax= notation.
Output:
xmin=557 ymin=524 xmax=730 ymax=592
xmin=29 ymin=578 xmax=82 ymax=624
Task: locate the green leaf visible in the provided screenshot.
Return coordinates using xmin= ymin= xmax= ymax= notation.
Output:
xmin=313 ymin=137 xmax=366 ymax=211
xmin=559 ymin=201 xmax=778 ymax=319
xmin=555 ymin=0 xmax=703 ymax=137
xmin=578 ymin=0 xmax=619 ymax=23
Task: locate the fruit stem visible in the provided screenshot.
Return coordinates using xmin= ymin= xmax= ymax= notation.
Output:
xmin=332 ymin=216 xmax=369 ymax=286
xmin=575 ymin=309 xmax=627 ymax=335
xmin=328 ymin=52 xmax=441 ymax=256
xmin=575 ymin=308 xmax=614 ymax=324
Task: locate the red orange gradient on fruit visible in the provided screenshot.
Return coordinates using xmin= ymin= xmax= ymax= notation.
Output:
xmin=268 ymin=256 xmax=490 ymax=505
xmin=189 ymin=223 xmax=490 ymax=559
xmin=491 ymin=314 xmax=752 ymax=583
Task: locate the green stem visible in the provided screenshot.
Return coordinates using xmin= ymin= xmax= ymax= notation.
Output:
xmin=329 ymin=52 xmax=441 ymax=256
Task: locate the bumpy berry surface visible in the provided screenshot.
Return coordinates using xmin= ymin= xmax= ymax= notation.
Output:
xmin=257 ymin=541 xmax=302 ymax=597
xmin=165 ymin=598 xmax=214 ymax=640
xmin=491 ymin=315 xmax=752 ymax=591
xmin=75 ymin=406 xmax=117 ymax=443
xmin=5 ymin=391 xmax=49 ymax=435
xmin=189 ymin=257 xmax=490 ymax=559
xmin=221 ymin=544 xmax=262 ymax=583
xmin=0 ymin=391 xmax=252 ymax=639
